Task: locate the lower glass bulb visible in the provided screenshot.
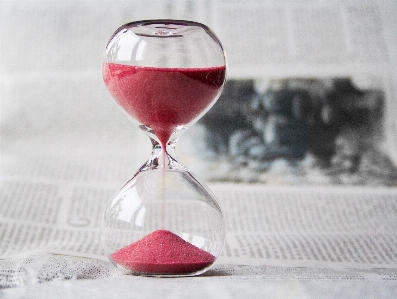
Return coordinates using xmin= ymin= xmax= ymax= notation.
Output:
xmin=101 ymin=166 xmax=225 ymax=277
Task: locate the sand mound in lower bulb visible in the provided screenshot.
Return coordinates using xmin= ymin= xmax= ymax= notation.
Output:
xmin=110 ymin=230 xmax=215 ymax=275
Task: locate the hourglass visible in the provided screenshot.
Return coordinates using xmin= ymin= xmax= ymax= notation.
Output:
xmin=101 ymin=20 xmax=226 ymax=276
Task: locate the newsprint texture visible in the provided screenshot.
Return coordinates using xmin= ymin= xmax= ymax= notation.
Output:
xmin=1 ymin=0 xmax=397 ymax=298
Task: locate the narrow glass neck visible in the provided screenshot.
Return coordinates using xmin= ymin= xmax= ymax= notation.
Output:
xmin=139 ymin=138 xmax=187 ymax=172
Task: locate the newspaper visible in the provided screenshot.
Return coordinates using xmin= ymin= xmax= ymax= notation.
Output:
xmin=1 ymin=152 xmax=397 ymax=288
xmin=1 ymin=0 xmax=397 ymax=297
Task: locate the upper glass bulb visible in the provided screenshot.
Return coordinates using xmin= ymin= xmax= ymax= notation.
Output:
xmin=102 ymin=20 xmax=226 ymax=146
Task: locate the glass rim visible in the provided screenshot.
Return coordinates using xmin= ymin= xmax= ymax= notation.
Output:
xmin=107 ymin=19 xmax=221 ymax=45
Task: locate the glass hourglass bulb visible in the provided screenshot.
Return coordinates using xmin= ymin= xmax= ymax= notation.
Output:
xmin=101 ymin=20 xmax=227 ymax=276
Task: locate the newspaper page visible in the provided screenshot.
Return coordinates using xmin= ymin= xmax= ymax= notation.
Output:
xmin=1 ymin=154 xmax=397 ymax=287
xmin=1 ymin=0 xmax=397 ymax=294
xmin=3 ymin=165 xmax=397 ymax=267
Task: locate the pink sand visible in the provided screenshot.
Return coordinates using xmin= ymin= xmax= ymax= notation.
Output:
xmin=103 ymin=63 xmax=225 ymax=148
xmin=110 ymin=230 xmax=215 ymax=274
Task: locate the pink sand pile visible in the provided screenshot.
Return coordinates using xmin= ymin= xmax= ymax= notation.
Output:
xmin=111 ymin=230 xmax=215 ymax=274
